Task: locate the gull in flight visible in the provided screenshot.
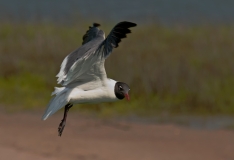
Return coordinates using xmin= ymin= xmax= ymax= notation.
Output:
xmin=42 ymin=21 xmax=137 ymax=136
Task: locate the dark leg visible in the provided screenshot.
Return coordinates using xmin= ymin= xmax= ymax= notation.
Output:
xmin=58 ymin=103 xmax=73 ymax=136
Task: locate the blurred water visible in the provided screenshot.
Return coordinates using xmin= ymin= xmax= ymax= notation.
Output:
xmin=0 ymin=0 xmax=234 ymax=25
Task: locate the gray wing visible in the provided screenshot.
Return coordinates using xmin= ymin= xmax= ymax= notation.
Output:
xmin=82 ymin=23 xmax=101 ymax=45
xmin=56 ymin=35 xmax=106 ymax=86
xmin=56 ymin=21 xmax=136 ymax=86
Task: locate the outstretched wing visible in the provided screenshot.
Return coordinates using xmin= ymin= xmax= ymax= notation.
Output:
xmin=56 ymin=35 xmax=105 ymax=86
xmin=56 ymin=22 xmax=137 ymax=86
xmin=82 ymin=23 xmax=101 ymax=45
xmin=101 ymin=21 xmax=137 ymax=58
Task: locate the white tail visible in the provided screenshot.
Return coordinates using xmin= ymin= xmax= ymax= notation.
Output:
xmin=42 ymin=87 xmax=71 ymax=120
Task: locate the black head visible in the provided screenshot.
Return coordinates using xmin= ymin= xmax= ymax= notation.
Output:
xmin=114 ymin=82 xmax=130 ymax=100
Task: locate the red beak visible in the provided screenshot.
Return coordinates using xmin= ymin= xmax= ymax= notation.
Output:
xmin=124 ymin=94 xmax=130 ymax=101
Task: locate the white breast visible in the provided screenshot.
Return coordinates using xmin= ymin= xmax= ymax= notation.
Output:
xmin=68 ymin=79 xmax=118 ymax=104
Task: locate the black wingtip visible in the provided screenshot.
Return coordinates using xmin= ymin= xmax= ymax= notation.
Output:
xmin=119 ymin=21 xmax=137 ymax=28
xmin=132 ymin=23 xmax=137 ymax=27
xmin=126 ymin=21 xmax=137 ymax=27
xmin=93 ymin=23 xmax=101 ymax=27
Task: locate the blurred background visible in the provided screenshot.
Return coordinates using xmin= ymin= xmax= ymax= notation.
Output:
xmin=1 ymin=0 xmax=234 ymax=160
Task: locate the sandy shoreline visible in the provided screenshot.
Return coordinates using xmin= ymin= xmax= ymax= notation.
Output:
xmin=0 ymin=111 xmax=234 ymax=160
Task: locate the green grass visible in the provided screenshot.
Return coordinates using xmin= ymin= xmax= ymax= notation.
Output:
xmin=1 ymin=22 xmax=234 ymax=116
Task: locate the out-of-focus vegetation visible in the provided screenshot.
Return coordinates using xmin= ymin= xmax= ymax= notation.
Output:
xmin=1 ymin=22 xmax=234 ymax=116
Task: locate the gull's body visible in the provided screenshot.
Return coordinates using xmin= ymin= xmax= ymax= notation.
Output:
xmin=42 ymin=22 xmax=136 ymax=136
xmin=69 ymin=79 xmax=118 ymax=104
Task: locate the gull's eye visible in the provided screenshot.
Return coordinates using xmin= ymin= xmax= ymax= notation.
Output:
xmin=119 ymin=86 xmax=123 ymax=91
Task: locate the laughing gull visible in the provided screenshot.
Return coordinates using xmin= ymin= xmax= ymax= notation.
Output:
xmin=42 ymin=21 xmax=137 ymax=136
